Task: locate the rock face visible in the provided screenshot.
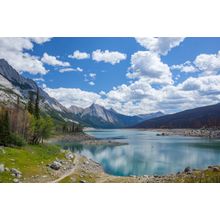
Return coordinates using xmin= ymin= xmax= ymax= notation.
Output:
xmin=50 ymin=161 xmax=62 ymax=170
xmin=0 ymin=164 xmax=5 ymax=173
xmin=0 ymin=59 xmax=74 ymax=122
xmin=68 ymin=103 xmax=163 ymax=128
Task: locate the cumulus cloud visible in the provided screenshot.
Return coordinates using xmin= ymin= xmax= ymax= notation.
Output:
xmin=171 ymin=61 xmax=198 ymax=73
xmin=135 ymin=37 xmax=185 ymax=55
xmin=59 ymin=67 xmax=83 ymax=73
xmin=92 ymin=49 xmax=127 ymax=65
xmin=68 ymin=50 xmax=90 ymax=59
xmin=0 ymin=37 xmax=48 ymax=74
xmin=89 ymin=73 xmax=96 ymax=79
xmin=41 ymin=53 xmax=70 ymax=67
xmin=194 ymin=51 xmax=220 ymax=75
xmin=127 ymin=51 xmax=173 ymax=85
xmin=89 ymin=81 xmax=95 ymax=86
xmin=45 ymin=87 xmax=100 ymax=108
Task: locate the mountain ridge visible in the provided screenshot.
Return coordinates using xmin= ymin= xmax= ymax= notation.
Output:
xmin=133 ymin=103 xmax=220 ymax=129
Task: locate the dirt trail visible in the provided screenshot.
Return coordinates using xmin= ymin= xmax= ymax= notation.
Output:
xmin=51 ymin=154 xmax=80 ymax=183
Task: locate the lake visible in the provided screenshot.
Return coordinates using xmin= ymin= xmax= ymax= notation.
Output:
xmin=64 ymin=129 xmax=220 ymax=176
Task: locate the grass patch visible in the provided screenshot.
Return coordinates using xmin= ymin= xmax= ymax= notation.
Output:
xmin=0 ymin=144 xmax=65 ymax=183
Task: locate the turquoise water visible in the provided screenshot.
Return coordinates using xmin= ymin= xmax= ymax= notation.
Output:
xmin=65 ymin=129 xmax=220 ymax=176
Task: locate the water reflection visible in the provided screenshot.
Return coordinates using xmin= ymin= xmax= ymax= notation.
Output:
xmin=60 ymin=129 xmax=220 ymax=176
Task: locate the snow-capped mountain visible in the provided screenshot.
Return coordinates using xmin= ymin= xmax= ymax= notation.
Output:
xmin=68 ymin=103 xmax=164 ymax=128
xmin=0 ymin=59 xmax=72 ymax=122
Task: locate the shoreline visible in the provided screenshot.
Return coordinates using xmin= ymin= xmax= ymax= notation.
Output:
xmin=46 ymin=132 xmax=128 ymax=147
xmin=134 ymin=128 xmax=220 ymax=139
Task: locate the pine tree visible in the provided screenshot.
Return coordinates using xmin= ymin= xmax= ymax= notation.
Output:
xmin=0 ymin=109 xmax=11 ymax=146
xmin=34 ymin=88 xmax=40 ymax=119
xmin=27 ymin=91 xmax=34 ymax=115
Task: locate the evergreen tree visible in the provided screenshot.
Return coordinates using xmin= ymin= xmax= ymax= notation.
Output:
xmin=0 ymin=110 xmax=11 ymax=146
xmin=27 ymin=91 xmax=34 ymax=115
xmin=34 ymin=88 xmax=40 ymax=119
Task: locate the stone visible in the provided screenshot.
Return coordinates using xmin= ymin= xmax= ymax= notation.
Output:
xmin=50 ymin=161 xmax=62 ymax=170
xmin=11 ymin=168 xmax=22 ymax=177
xmin=212 ymin=167 xmax=220 ymax=172
xmin=184 ymin=167 xmax=192 ymax=173
xmin=13 ymin=178 xmax=19 ymax=183
xmin=0 ymin=164 xmax=4 ymax=173
xmin=65 ymin=152 xmax=74 ymax=160
xmin=5 ymin=167 xmax=10 ymax=172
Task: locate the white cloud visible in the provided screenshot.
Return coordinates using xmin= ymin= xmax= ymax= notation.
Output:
xmin=76 ymin=67 xmax=83 ymax=72
xmin=33 ymin=77 xmax=45 ymax=82
xmin=42 ymin=53 xmax=70 ymax=67
xmin=68 ymin=50 xmax=90 ymax=59
xmin=194 ymin=51 xmax=220 ymax=75
xmin=171 ymin=61 xmax=198 ymax=73
xmin=30 ymin=37 xmax=51 ymax=44
xmin=0 ymin=37 xmax=48 ymax=74
xmin=89 ymin=81 xmax=95 ymax=86
xmin=89 ymin=73 xmax=96 ymax=79
xmin=45 ymin=87 xmax=100 ymax=108
xmin=59 ymin=67 xmax=83 ymax=73
xmin=92 ymin=49 xmax=127 ymax=65
xmin=127 ymin=51 xmax=173 ymax=85
xmin=135 ymin=37 xmax=185 ymax=55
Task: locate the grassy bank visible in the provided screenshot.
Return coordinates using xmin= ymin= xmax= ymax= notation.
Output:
xmin=1 ymin=142 xmax=220 ymax=183
xmin=0 ymin=144 xmax=66 ymax=183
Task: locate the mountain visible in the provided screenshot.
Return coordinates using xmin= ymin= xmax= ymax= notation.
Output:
xmin=133 ymin=103 xmax=220 ymax=129
xmin=68 ymin=105 xmax=84 ymax=115
xmin=137 ymin=111 xmax=164 ymax=120
xmin=68 ymin=103 xmax=164 ymax=128
xmin=0 ymin=59 xmax=73 ymax=123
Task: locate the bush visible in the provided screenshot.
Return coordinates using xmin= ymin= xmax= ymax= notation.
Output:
xmin=9 ymin=133 xmax=26 ymax=146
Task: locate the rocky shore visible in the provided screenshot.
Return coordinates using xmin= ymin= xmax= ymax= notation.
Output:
xmin=148 ymin=128 xmax=220 ymax=138
xmin=47 ymin=152 xmax=220 ymax=183
xmin=46 ymin=132 xmax=128 ymax=147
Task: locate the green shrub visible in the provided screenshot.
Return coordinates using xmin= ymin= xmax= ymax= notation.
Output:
xmin=9 ymin=133 xmax=26 ymax=146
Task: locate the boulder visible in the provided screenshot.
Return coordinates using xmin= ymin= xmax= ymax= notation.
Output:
xmin=212 ymin=167 xmax=220 ymax=172
xmin=0 ymin=164 xmax=4 ymax=173
xmin=50 ymin=161 xmax=62 ymax=170
xmin=65 ymin=152 xmax=74 ymax=160
xmin=184 ymin=167 xmax=192 ymax=173
xmin=11 ymin=168 xmax=22 ymax=177
xmin=13 ymin=178 xmax=19 ymax=183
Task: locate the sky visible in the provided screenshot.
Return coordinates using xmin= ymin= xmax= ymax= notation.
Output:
xmin=1 ymin=37 xmax=220 ymax=115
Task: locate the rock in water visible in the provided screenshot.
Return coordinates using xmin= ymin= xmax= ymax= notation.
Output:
xmin=50 ymin=161 xmax=62 ymax=170
xmin=0 ymin=164 xmax=4 ymax=173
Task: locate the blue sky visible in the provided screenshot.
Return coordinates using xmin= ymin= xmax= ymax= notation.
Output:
xmin=1 ymin=37 xmax=220 ymax=115
xmin=22 ymin=37 xmax=220 ymax=92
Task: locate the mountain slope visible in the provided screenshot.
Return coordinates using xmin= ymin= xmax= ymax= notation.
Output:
xmin=0 ymin=59 xmax=73 ymax=123
xmin=68 ymin=103 xmax=164 ymax=128
xmin=133 ymin=103 xmax=220 ymax=129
